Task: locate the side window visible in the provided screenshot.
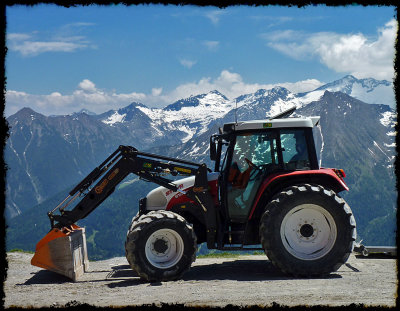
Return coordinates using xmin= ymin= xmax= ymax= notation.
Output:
xmin=281 ymin=129 xmax=310 ymax=170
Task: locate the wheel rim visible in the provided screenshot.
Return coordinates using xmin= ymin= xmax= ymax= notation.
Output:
xmin=145 ymin=228 xmax=184 ymax=269
xmin=280 ymin=204 xmax=337 ymax=260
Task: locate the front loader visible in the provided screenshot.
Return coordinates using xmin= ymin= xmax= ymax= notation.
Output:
xmin=31 ymin=145 xmax=218 ymax=280
xmin=31 ymin=107 xmax=357 ymax=281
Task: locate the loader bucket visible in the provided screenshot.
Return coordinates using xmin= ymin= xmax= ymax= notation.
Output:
xmin=31 ymin=224 xmax=89 ymax=281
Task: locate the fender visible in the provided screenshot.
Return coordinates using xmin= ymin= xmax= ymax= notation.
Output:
xmin=248 ymin=168 xmax=348 ymax=220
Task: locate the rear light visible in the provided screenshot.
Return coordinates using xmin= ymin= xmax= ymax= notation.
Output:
xmin=334 ymin=169 xmax=346 ymax=179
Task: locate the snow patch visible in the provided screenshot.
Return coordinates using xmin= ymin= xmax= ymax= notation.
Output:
xmin=103 ymin=112 xmax=126 ymax=125
xmin=297 ymin=90 xmax=325 ymax=105
xmin=186 ymin=143 xmax=201 ymax=157
xmin=177 ymin=125 xmax=197 ymax=143
xmin=380 ymin=111 xmax=396 ymax=127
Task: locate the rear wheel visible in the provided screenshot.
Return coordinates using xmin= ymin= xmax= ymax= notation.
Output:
xmin=260 ymin=184 xmax=356 ymax=277
xmin=125 ymin=210 xmax=197 ymax=281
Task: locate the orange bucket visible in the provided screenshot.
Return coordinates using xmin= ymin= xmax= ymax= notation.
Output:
xmin=31 ymin=224 xmax=89 ymax=281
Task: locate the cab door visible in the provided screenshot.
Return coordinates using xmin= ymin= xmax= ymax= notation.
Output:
xmin=225 ymin=131 xmax=279 ymax=222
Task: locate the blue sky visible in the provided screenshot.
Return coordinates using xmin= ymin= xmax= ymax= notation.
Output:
xmin=5 ymin=4 xmax=397 ymax=116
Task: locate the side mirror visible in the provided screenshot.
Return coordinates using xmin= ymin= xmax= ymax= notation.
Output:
xmin=210 ymin=136 xmax=217 ymax=161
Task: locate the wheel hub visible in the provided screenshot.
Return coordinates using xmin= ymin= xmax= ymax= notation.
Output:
xmin=145 ymin=228 xmax=185 ymax=269
xmin=299 ymin=223 xmax=314 ymax=238
xmin=153 ymin=238 xmax=169 ymax=254
xmin=280 ymin=204 xmax=337 ymax=260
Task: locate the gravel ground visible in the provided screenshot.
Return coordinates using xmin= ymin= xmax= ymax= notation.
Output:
xmin=3 ymin=252 xmax=398 ymax=308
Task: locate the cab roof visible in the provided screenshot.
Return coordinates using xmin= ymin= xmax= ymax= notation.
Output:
xmin=223 ymin=116 xmax=320 ymax=133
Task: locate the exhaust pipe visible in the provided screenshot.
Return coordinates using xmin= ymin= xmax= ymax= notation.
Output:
xmin=31 ymin=224 xmax=89 ymax=281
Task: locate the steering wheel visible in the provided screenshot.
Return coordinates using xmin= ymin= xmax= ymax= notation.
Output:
xmin=245 ymin=158 xmax=276 ymax=173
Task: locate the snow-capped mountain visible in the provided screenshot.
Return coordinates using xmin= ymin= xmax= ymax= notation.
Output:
xmin=97 ymin=90 xmax=235 ymax=144
xmin=90 ymin=75 xmax=395 ymax=147
xmin=99 ymin=102 xmax=150 ymax=125
xmin=5 ymin=75 xmax=396 ymax=221
xmin=311 ymin=75 xmax=395 ymax=108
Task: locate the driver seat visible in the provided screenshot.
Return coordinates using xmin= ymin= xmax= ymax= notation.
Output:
xmin=228 ymin=163 xmax=253 ymax=189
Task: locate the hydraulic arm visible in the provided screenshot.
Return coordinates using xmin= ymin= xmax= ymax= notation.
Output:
xmin=48 ymin=145 xmax=216 ymax=229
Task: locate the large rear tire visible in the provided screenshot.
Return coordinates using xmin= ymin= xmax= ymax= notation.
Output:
xmin=260 ymin=184 xmax=356 ymax=277
xmin=125 ymin=210 xmax=197 ymax=281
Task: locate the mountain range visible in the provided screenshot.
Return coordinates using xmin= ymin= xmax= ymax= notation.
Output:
xmin=4 ymin=75 xmax=397 ymax=258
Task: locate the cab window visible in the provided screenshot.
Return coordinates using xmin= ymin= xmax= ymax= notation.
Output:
xmin=280 ymin=129 xmax=310 ymax=170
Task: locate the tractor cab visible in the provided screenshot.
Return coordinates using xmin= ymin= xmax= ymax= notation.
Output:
xmin=210 ymin=115 xmax=321 ymax=225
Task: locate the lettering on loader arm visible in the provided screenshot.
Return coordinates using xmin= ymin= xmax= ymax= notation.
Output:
xmin=95 ymin=168 xmax=120 ymax=194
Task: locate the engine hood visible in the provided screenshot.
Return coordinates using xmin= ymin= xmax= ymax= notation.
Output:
xmin=145 ymin=172 xmax=219 ymax=210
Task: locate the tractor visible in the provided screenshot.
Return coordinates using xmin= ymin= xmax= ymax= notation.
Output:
xmin=32 ymin=107 xmax=356 ymax=281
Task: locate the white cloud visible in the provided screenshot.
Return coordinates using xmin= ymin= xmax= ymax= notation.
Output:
xmin=205 ymin=10 xmax=225 ymax=25
xmin=5 ymin=72 xmax=324 ymax=117
xmin=203 ymin=40 xmax=219 ymax=51
xmin=179 ymin=59 xmax=197 ymax=69
xmin=262 ymin=19 xmax=397 ymax=80
xmin=63 ymin=22 xmax=96 ymax=28
xmin=78 ymin=79 xmax=97 ymax=93
xmin=9 ymin=40 xmax=90 ymax=56
xmin=261 ymin=29 xmax=300 ymax=42
xmin=151 ymin=87 xmax=163 ymax=96
xmin=7 ymin=22 xmax=96 ymax=57
xmin=276 ymin=79 xmax=324 ymax=94
xmin=7 ymin=33 xmax=32 ymax=41
xmin=5 ymin=79 xmax=146 ymax=116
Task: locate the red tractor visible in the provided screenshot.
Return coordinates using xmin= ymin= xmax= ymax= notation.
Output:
xmin=32 ymin=108 xmax=356 ymax=282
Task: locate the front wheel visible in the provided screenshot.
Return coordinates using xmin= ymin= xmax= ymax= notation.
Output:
xmin=260 ymin=184 xmax=356 ymax=277
xmin=125 ymin=210 xmax=197 ymax=281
